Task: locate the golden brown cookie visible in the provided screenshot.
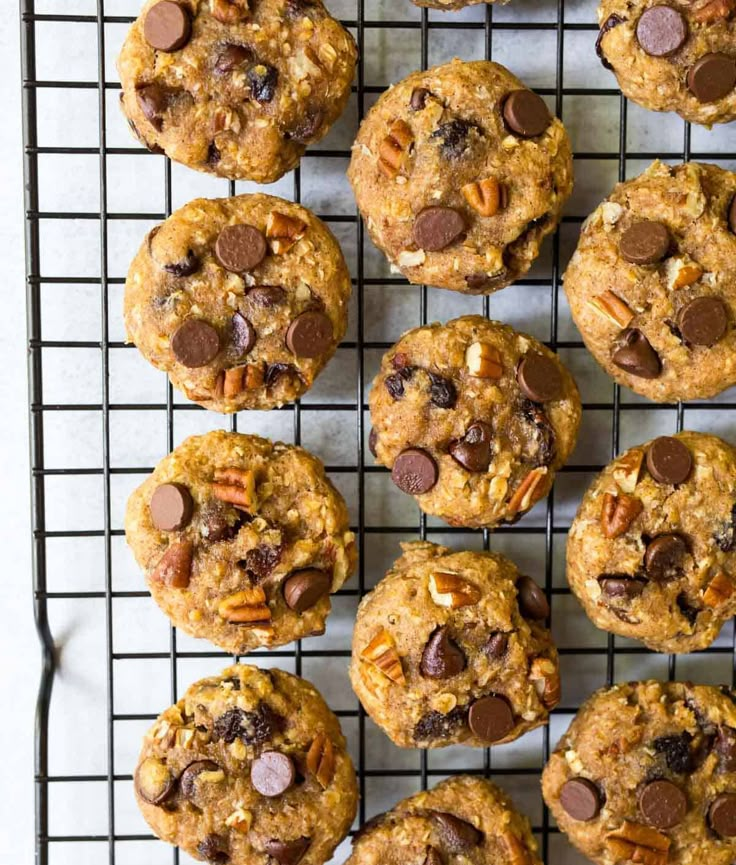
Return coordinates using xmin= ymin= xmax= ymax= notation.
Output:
xmin=134 ymin=664 xmax=358 ymax=865
xmin=125 ymin=431 xmax=356 ymax=654
xmin=118 ymin=0 xmax=356 ymax=183
xmin=348 ymin=59 xmax=573 ymax=294
xmin=350 ymin=541 xmax=559 ymax=749
xmin=413 ymin=0 xmax=507 ymax=9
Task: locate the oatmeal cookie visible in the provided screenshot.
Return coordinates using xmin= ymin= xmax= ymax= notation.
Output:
xmin=348 ymin=59 xmax=573 ymax=294
xmin=368 ymin=315 xmax=581 ymax=529
xmin=124 ymin=194 xmax=351 ymax=412
xmin=413 ymin=0 xmax=507 ymax=9
xmin=125 ymin=430 xmax=356 ymax=654
xmin=134 ymin=664 xmax=358 ymax=865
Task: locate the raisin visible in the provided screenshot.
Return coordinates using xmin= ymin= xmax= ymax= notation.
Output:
xmin=284 ymin=109 xmax=324 ymax=143
xmin=213 ymin=704 xmax=283 ymax=745
xmin=654 ymin=732 xmax=693 ymax=773
xmin=384 ymin=366 xmax=414 ymax=400
xmin=428 ymin=373 xmax=457 ymax=409
xmin=197 ymin=835 xmax=229 ymax=863
xmin=207 ymin=141 xmax=221 ymax=166
xmin=265 ymin=362 xmax=297 ymax=387
xmin=199 ymin=501 xmax=243 ymax=543
xmin=248 ymin=64 xmax=278 ymax=104
xmin=163 ymin=250 xmax=200 ymax=278
xmin=714 ymin=502 xmax=736 ymax=552
xmin=516 ymin=399 xmax=556 ymax=467
xmin=676 ymin=593 xmax=700 ymax=626
xmin=240 ymin=543 xmax=282 ymax=581
xmin=413 ymin=707 xmax=467 ymax=741
xmin=430 ymin=119 xmax=477 ymax=159
xmin=596 ymin=14 xmax=625 ymax=70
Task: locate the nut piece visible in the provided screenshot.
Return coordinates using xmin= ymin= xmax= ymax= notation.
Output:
xmin=506 ymin=467 xmax=548 ymax=517
xmin=600 ymin=492 xmax=643 ymax=539
xmin=692 ymin=0 xmax=735 ymax=22
xmin=211 ymin=0 xmax=250 ymax=23
xmin=306 ymin=732 xmax=336 ymax=788
xmin=612 ymin=449 xmax=644 ymax=494
xmin=265 ymin=211 xmax=308 ymax=255
xmin=462 ymin=177 xmax=506 ymax=217
xmin=378 ymin=119 xmax=414 ymax=179
xmin=225 ymin=808 xmax=253 ymax=832
xmin=606 ymin=821 xmax=670 ymax=865
xmin=665 ymin=256 xmax=704 ymax=291
xmin=212 ymin=467 xmax=257 ymax=511
xmin=218 ymin=362 xmax=266 ymax=398
xmin=587 ymin=290 xmax=635 ymax=329
xmin=428 ymin=571 xmax=482 ymax=608
xmin=703 ymin=572 xmax=735 ymax=607
xmin=501 ymin=832 xmax=532 ymax=865
xmin=465 ymin=341 xmax=503 ymax=378
xmin=530 ymin=657 xmax=561 ymax=709
xmin=217 ymin=586 xmax=271 ymax=624
xmin=360 ymin=628 xmax=406 ymax=685
xmin=150 ymin=539 xmax=193 ymax=588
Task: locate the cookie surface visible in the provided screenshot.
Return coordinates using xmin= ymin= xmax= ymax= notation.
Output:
xmin=134 ymin=664 xmax=358 ymax=865
xmin=564 ymin=161 xmax=736 ymax=402
xmin=350 ymin=541 xmax=559 ymax=749
xmin=597 ymin=0 xmax=736 ymax=125
xmin=368 ymin=315 xmax=581 ymax=528
xmin=118 ymin=0 xmax=356 ymax=182
xmin=542 ymin=680 xmax=736 ymax=865
xmin=125 ymin=431 xmax=356 ymax=653
xmin=124 ymin=194 xmax=351 ymax=412
xmin=347 ymin=775 xmax=541 ymax=865
xmin=348 ymin=59 xmax=573 ymax=294
xmin=413 ymin=0 xmax=506 ymax=8
xmin=567 ymin=431 xmax=736 ymax=653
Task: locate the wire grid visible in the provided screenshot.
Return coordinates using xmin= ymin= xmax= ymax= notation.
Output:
xmin=21 ymin=1 xmax=736 ymax=863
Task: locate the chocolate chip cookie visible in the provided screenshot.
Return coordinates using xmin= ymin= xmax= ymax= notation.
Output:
xmin=124 ymin=193 xmax=351 ymax=412
xmin=542 ymin=680 xmax=736 ymax=865
xmin=350 ymin=540 xmax=559 ymax=749
xmin=597 ymin=0 xmax=736 ymax=125
xmin=134 ymin=664 xmax=358 ymax=865
xmin=567 ymin=431 xmax=736 ymax=654
xmin=125 ymin=430 xmax=356 ymax=654
xmin=412 ymin=0 xmax=506 ymax=9
xmin=564 ymin=161 xmax=736 ymax=402
xmin=118 ymin=0 xmax=357 ymax=182
xmin=347 ymin=59 xmax=573 ymax=294
xmin=347 ymin=775 xmax=541 ymax=865
xmin=368 ymin=316 xmax=581 ymax=529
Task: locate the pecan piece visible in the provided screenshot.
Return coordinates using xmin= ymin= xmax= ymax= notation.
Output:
xmin=212 ymin=467 xmax=257 ymax=511
xmin=360 ymin=628 xmax=406 ymax=685
xmin=665 ymin=256 xmax=704 ymax=290
xmin=150 ymin=539 xmax=193 ymax=588
xmin=501 ymin=832 xmax=532 ymax=865
xmin=428 ymin=572 xmax=482 ymax=608
xmin=606 ymin=821 xmax=670 ymax=865
xmin=465 ymin=341 xmax=503 ymax=378
xmin=692 ymin=0 xmax=734 ymax=22
xmin=530 ymin=657 xmax=561 ymax=709
xmin=703 ymin=572 xmax=735 ymax=607
xmin=265 ymin=211 xmax=307 ymax=255
xmin=612 ymin=448 xmax=644 ymax=494
xmin=218 ymin=587 xmax=271 ymax=624
xmin=217 ymin=363 xmax=265 ymax=399
xmin=211 ymin=0 xmax=250 ymax=23
xmin=378 ymin=119 xmax=414 ymax=179
xmin=461 ymin=177 xmax=506 ymax=217
xmin=506 ymin=467 xmax=548 ymax=517
xmin=306 ymin=732 xmax=336 ymax=788
xmin=225 ymin=808 xmax=253 ymax=832
xmin=587 ymin=290 xmax=635 ymax=329
xmin=600 ymin=491 xmax=643 ymax=539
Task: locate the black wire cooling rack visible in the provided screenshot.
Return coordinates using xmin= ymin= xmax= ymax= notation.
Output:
xmin=21 ymin=1 xmax=736 ymax=863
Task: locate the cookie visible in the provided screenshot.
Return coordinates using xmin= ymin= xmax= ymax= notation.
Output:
xmin=566 ymin=431 xmax=736 ymax=654
xmin=368 ymin=315 xmax=581 ymax=529
xmin=118 ymin=0 xmax=357 ymax=182
xmin=124 ymin=194 xmax=351 ymax=412
xmin=134 ymin=664 xmax=358 ymax=865
xmin=412 ymin=0 xmax=506 ymax=9
xmin=125 ymin=430 xmax=356 ymax=654
xmin=564 ymin=161 xmax=736 ymax=402
xmin=542 ymin=680 xmax=736 ymax=865
xmin=596 ymin=0 xmax=736 ymax=126
xmin=349 ymin=540 xmax=559 ymax=749
xmin=347 ymin=775 xmax=541 ymax=865
xmin=347 ymin=59 xmax=573 ymax=294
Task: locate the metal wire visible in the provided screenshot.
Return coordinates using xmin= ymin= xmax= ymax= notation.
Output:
xmin=21 ymin=1 xmax=736 ymax=864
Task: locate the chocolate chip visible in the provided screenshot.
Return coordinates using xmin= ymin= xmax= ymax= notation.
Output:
xmin=248 ymin=64 xmax=278 ymax=104
xmin=197 ymin=834 xmax=229 ymax=864
xmin=144 ymin=1 xmax=192 ymax=52
xmin=619 ymin=221 xmax=671 ymax=265
xmin=263 ymin=838 xmax=310 ymax=865
xmin=420 ymin=626 xmax=466 ymax=679
xmin=214 ymin=44 xmax=254 ymax=75
xmin=285 ymin=110 xmax=324 ymax=143
xmin=368 ymin=427 xmax=378 ymax=457
xmin=163 ymin=250 xmax=199 ymax=277
xmin=430 ymin=812 xmax=482 ymax=852
xmin=639 ymin=780 xmax=687 ymax=829
xmin=136 ymin=83 xmax=169 ymax=131
xmin=599 ymin=575 xmax=646 ymax=600
xmin=171 ymin=319 xmax=220 ymax=368
xmin=644 ymin=533 xmax=687 ymax=581
xmin=213 ymin=704 xmax=282 ymax=745
xmin=265 ymin=362 xmax=298 ymax=387
xmin=135 ymin=757 xmax=176 ymax=805
xmin=468 ymin=694 xmax=515 ymax=742
xmin=516 ymin=354 xmax=563 ymax=403
xmin=729 ymin=194 xmax=736 ymax=234
xmin=410 ymin=87 xmax=431 ymax=110
xmin=215 ymin=224 xmax=267 ymax=273
xmin=677 ymin=592 xmax=700 ymax=626
xmin=710 ymin=793 xmax=736 ymax=837
xmin=464 ymin=272 xmax=506 ymax=292
xmin=596 ymin=14 xmax=625 ymax=69
xmin=517 ymin=575 xmax=550 ymax=620
xmin=484 ymin=631 xmax=509 ymax=658
xmin=283 ymin=569 xmax=331 ymax=613
xmin=241 ymin=543 xmax=282 ymax=581
xmin=560 ymin=778 xmax=602 ymax=822
xmin=150 ymin=483 xmax=193 ymax=531
xmin=428 ymin=373 xmax=457 ymax=409
xmin=449 ymin=421 xmax=493 ymax=473
xmin=678 ymin=296 xmax=728 ymax=347
xmin=230 ymin=312 xmax=256 ymax=357
xmin=413 ymin=707 xmax=467 ymax=741
xmin=180 ymin=760 xmax=221 ymax=804
xmin=248 ymin=285 xmax=286 ymax=307
xmin=285 ymin=311 xmax=333 ymax=358
xmin=391 ymin=448 xmax=438 ymax=495
xmin=636 ymin=6 xmax=687 ymax=57
xmin=688 ymin=53 xmax=736 ymax=103
xmin=502 ymin=90 xmax=551 ymax=138
xmin=412 ymin=207 xmax=466 ymax=252
xmin=612 ymin=328 xmax=662 ymax=379
xmin=430 ymin=120 xmax=476 ymax=159
xmin=251 ymin=752 xmax=295 ymax=797
xmin=716 ymin=726 xmax=736 ymax=772
xmin=715 ymin=502 xmax=736 ymax=551
xmin=655 ymin=732 xmax=693 ymax=773
xmin=646 ymin=436 xmax=692 ymax=485
xmin=207 ymin=141 xmax=221 ymax=166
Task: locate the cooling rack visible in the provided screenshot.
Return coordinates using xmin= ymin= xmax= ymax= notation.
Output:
xmin=21 ymin=0 xmax=736 ymax=863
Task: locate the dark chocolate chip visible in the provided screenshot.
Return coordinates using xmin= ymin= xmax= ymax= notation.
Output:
xmin=710 ymin=793 xmax=736 ymax=837
xmin=639 ymin=779 xmax=687 ymax=829
xmin=241 ymin=543 xmax=282 ymax=581
xmin=412 ymin=207 xmax=466 ymax=252
xmin=502 ymin=90 xmax=551 ymax=138
xmin=420 ymin=626 xmax=466 ymax=679
xmin=232 ymin=312 xmax=256 ymax=356
xmin=215 ymin=224 xmax=267 ymax=273
xmin=197 ymin=834 xmax=229 ymax=864
xmin=136 ymin=83 xmax=169 ymax=131
xmin=678 ymin=296 xmax=728 ymax=347
xmin=391 ymin=448 xmax=438 ymax=495
xmin=248 ymin=63 xmax=279 ymax=104
xmin=251 ymin=751 xmax=295 ymax=797
xmin=516 ymin=353 xmax=563 ymax=403
xmin=560 ymin=778 xmax=602 ymax=822
xmin=687 ymin=53 xmax=736 ymax=103
xmin=449 ymin=421 xmax=493 ymax=473
xmin=676 ymin=592 xmax=700 ymax=626
xmin=468 ymin=694 xmax=514 ymax=742
xmin=596 ymin=14 xmax=625 ymax=69
xmin=248 ymin=285 xmax=286 ymax=306
xmin=171 ymin=319 xmax=221 ymax=368
xmin=428 ymin=373 xmax=457 ymax=409
xmin=654 ymin=732 xmax=693 ymax=773
xmin=163 ymin=250 xmax=200 ymax=277
xmin=517 ymin=575 xmax=550 ymax=620
xmin=646 ymin=436 xmax=692 ymax=485
xmin=283 ymin=569 xmax=331 ymax=613
xmin=612 ymin=328 xmax=662 ymax=379
xmin=134 ymin=757 xmax=176 ymax=805
xmin=410 ymin=87 xmax=431 ymax=110
xmin=599 ymin=575 xmax=646 ymax=600
xmin=430 ymin=812 xmax=482 ymax=852
xmin=368 ymin=427 xmax=378 ymax=457
xmin=636 ymin=6 xmax=688 ymax=57
xmin=715 ymin=726 xmax=736 ymax=772
xmin=619 ymin=221 xmax=671 ymax=265
xmin=214 ymin=43 xmax=254 ymax=75
xmin=644 ymin=533 xmax=687 ymax=581
xmin=430 ymin=120 xmax=477 ymax=159
xmin=285 ymin=311 xmax=333 ymax=358
xmin=263 ymin=838 xmax=310 ymax=865
xmin=213 ymin=704 xmax=282 ymax=745
xmin=484 ymin=632 xmax=509 ymax=658
xmin=413 ymin=707 xmax=467 ymax=742
xmin=150 ymin=483 xmax=193 ymax=531
xmin=144 ymin=1 xmax=192 ymax=52
xmin=180 ymin=760 xmax=221 ymax=804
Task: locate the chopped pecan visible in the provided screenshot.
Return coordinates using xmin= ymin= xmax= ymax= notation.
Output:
xmin=212 ymin=467 xmax=257 ymax=511
xmin=612 ymin=448 xmax=644 ymax=494
xmin=217 ymin=363 xmax=265 ymax=399
xmin=211 ymin=0 xmax=250 ymax=24
xmin=461 ymin=177 xmax=506 ymax=217
xmin=265 ymin=210 xmax=308 ymax=255
xmin=606 ymin=821 xmax=670 ymax=865
xmin=530 ymin=657 xmax=561 ymax=709
xmin=428 ymin=571 xmax=482 ymax=608
xmin=665 ymin=256 xmax=704 ymax=290
xmin=601 ymin=491 xmax=643 ymax=539
xmin=218 ymin=587 xmax=271 ymax=624
xmin=378 ymin=119 xmax=414 ymax=179
xmin=465 ymin=341 xmax=503 ymax=378
xmin=225 ymin=808 xmax=253 ymax=832
xmin=587 ymin=290 xmax=635 ymax=329
xmin=360 ymin=628 xmax=406 ymax=685
xmin=692 ymin=0 xmax=734 ymax=22
xmin=150 ymin=540 xmax=193 ymax=588
xmin=501 ymin=832 xmax=532 ymax=865
xmin=506 ymin=467 xmax=548 ymax=516
xmin=703 ymin=572 xmax=735 ymax=607
xmin=306 ymin=732 xmax=336 ymax=788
